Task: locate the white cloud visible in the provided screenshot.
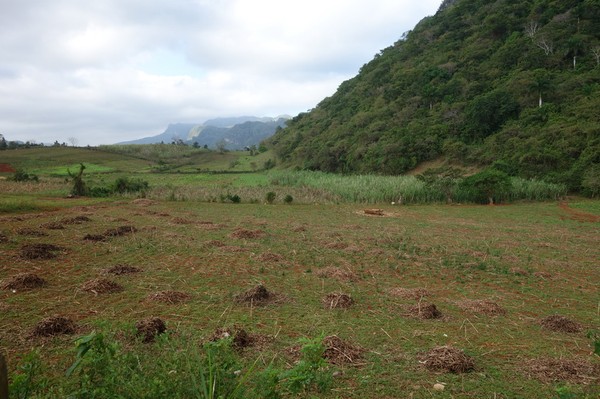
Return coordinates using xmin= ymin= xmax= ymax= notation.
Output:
xmin=0 ymin=0 xmax=441 ymax=145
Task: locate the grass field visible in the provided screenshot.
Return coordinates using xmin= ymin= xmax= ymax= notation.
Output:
xmin=0 ymin=148 xmax=598 ymax=398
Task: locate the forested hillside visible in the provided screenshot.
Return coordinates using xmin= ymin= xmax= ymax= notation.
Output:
xmin=268 ymin=0 xmax=600 ymax=193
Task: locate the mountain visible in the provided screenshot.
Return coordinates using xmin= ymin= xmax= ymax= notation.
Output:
xmin=118 ymin=116 xmax=289 ymax=148
xmin=267 ymin=0 xmax=600 ymax=193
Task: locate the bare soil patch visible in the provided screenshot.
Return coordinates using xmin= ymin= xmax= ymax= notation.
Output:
xmin=0 ymin=163 xmax=16 ymax=173
xmin=147 ymin=290 xmax=191 ymax=304
xmin=421 ymin=346 xmax=475 ymax=373
xmin=363 ymin=208 xmax=384 ymax=216
xmin=135 ymin=317 xmax=166 ymax=343
xmin=16 ymin=228 xmax=48 ymax=237
xmin=0 ymin=232 xmax=7 ymax=243
xmin=20 ymin=243 xmax=64 ymax=260
xmin=540 ymin=315 xmax=583 ymax=333
xmin=315 ymin=266 xmax=358 ymax=282
xmin=40 ymin=221 xmax=65 ymax=230
xmin=405 ymin=303 xmax=443 ymax=319
xmin=322 ymin=292 xmax=354 ymax=309
xmin=524 ymin=358 xmax=599 ymax=384
xmin=32 ymin=316 xmax=76 ymax=337
xmin=457 ymin=300 xmax=506 ymax=316
xmin=323 ymin=335 xmax=365 ymax=366
xmin=389 ymin=287 xmax=430 ymax=300
xmin=81 ymin=278 xmax=123 ymax=294
xmin=132 ymin=199 xmax=155 ymax=207
xmin=558 ymin=202 xmax=600 ymax=223
xmin=61 ymin=215 xmax=92 ymax=225
xmin=257 ymin=252 xmax=284 ymax=262
xmin=234 ymin=284 xmax=282 ymax=306
xmin=104 ymin=264 xmax=142 ymax=275
xmin=1 ymin=273 xmax=46 ymax=291
xmin=230 ymin=228 xmax=266 ymax=239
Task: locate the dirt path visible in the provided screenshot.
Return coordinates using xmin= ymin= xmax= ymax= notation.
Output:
xmin=558 ymin=202 xmax=600 ymax=223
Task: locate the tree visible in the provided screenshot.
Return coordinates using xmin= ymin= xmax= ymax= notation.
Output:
xmin=459 ymin=169 xmax=512 ymax=205
xmin=67 ymin=163 xmax=87 ymax=196
xmin=192 ymin=141 xmax=199 ymax=148
xmin=215 ymin=139 xmax=227 ymax=154
xmin=0 ymin=134 xmax=7 ymax=150
xmin=68 ymin=137 xmax=78 ymax=147
xmin=591 ymin=45 xmax=600 ymax=67
xmin=532 ymin=69 xmax=551 ymax=108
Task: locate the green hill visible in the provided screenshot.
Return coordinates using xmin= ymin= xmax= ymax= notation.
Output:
xmin=268 ymin=0 xmax=600 ymax=193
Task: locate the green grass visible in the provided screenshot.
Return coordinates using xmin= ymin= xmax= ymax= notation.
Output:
xmin=1 ymin=196 xmax=598 ymax=398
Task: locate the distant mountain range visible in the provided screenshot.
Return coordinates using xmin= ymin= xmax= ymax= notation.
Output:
xmin=118 ymin=116 xmax=290 ymax=149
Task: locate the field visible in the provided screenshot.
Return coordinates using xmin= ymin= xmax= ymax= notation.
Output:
xmin=0 ymin=148 xmax=599 ymax=398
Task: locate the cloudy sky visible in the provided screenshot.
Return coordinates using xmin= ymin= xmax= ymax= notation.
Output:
xmin=1 ymin=0 xmax=441 ymax=145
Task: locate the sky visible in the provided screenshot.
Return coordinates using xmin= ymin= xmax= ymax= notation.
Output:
xmin=0 ymin=0 xmax=441 ymax=146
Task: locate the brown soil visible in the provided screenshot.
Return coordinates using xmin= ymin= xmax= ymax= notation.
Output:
xmin=104 ymin=225 xmax=137 ymax=237
xmin=0 ymin=232 xmax=7 ymax=243
xmin=16 ymin=228 xmax=48 ymax=237
xmin=40 ymin=221 xmax=65 ymax=230
xmin=204 ymin=240 xmax=226 ymax=247
xmin=1 ymin=273 xmax=46 ymax=290
xmin=210 ymin=326 xmax=253 ymax=350
xmin=32 ymin=316 xmax=76 ymax=337
xmin=230 ymin=228 xmax=266 ymax=239
xmin=83 ymin=234 xmax=107 ymax=242
xmin=0 ymin=163 xmax=16 ymax=173
xmin=147 ymin=290 xmax=191 ymax=304
xmin=81 ymin=278 xmax=123 ymax=294
xmin=315 ymin=266 xmax=358 ymax=282
xmin=389 ymin=287 xmax=430 ymax=300
xmin=524 ymin=358 xmax=599 ymax=384
xmin=558 ymin=202 xmax=600 ymax=223
xmin=104 ymin=264 xmax=142 ymax=275
xmin=291 ymin=225 xmax=307 ymax=232
xmin=510 ymin=267 xmax=529 ymax=276
xmin=406 ymin=303 xmax=443 ymax=319
xmin=322 ymin=293 xmax=354 ymax=309
xmin=364 ymin=209 xmax=384 ymax=216
xmin=324 ymin=242 xmax=348 ymax=250
xmin=135 ymin=317 xmax=167 ymax=343
xmin=457 ymin=300 xmax=506 ymax=316
xmin=20 ymin=243 xmax=64 ymax=260
xmin=533 ymin=271 xmax=553 ymax=279
xmin=540 ymin=315 xmax=583 ymax=333
xmin=257 ymin=252 xmax=284 ymax=262
xmin=61 ymin=215 xmax=92 ymax=225
xmin=322 ymin=335 xmax=365 ymax=366
xmin=234 ymin=284 xmax=277 ymax=306
xmin=220 ymin=246 xmax=248 ymax=253
xmin=421 ymin=346 xmax=475 ymax=373
xmin=132 ymin=199 xmax=155 ymax=206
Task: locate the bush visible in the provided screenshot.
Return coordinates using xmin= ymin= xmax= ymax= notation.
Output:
xmin=283 ymin=195 xmax=293 ymax=204
xmin=265 ymin=192 xmax=276 ymax=204
xmin=581 ymin=164 xmax=600 ymax=197
xmin=458 ymin=169 xmax=512 ymax=204
xmin=112 ymin=177 xmax=149 ymax=194
xmin=10 ymin=169 xmax=38 ymax=182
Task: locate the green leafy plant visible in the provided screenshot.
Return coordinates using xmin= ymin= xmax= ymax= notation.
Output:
xmin=265 ymin=192 xmax=276 ymax=204
xmin=9 ymin=169 xmax=38 ymax=182
xmin=280 ymin=335 xmax=332 ymax=394
xmin=8 ymin=351 xmax=47 ymax=399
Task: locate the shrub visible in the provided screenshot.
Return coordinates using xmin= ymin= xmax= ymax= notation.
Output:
xmin=112 ymin=177 xmax=149 ymax=194
xmin=283 ymin=195 xmax=293 ymax=204
xmin=9 ymin=169 xmax=39 ymax=182
xmin=265 ymin=192 xmax=276 ymax=204
xmin=458 ymin=169 xmax=512 ymax=204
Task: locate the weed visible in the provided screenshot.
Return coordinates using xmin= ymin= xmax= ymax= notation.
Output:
xmin=265 ymin=191 xmax=276 ymax=204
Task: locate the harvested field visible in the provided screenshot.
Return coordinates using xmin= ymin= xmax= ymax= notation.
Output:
xmin=147 ymin=291 xmax=191 ymax=304
xmin=32 ymin=316 xmax=76 ymax=337
xmin=524 ymin=358 xmax=599 ymax=384
xmin=323 ymin=335 xmax=365 ymax=366
xmin=540 ymin=315 xmax=583 ymax=333
xmin=20 ymin=243 xmax=64 ymax=259
xmin=322 ymin=292 xmax=354 ymax=309
xmin=135 ymin=317 xmax=166 ymax=343
xmin=315 ymin=266 xmax=358 ymax=282
xmin=421 ymin=346 xmax=475 ymax=373
xmin=229 ymin=228 xmax=266 ymax=239
xmin=1 ymin=273 xmax=46 ymax=290
xmin=81 ymin=278 xmax=123 ymax=294
xmin=61 ymin=215 xmax=92 ymax=225
xmin=104 ymin=264 xmax=142 ymax=275
xmin=457 ymin=300 xmax=506 ymax=316
xmin=405 ymin=303 xmax=443 ymax=319
xmin=389 ymin=287 xmax=430 ymax=300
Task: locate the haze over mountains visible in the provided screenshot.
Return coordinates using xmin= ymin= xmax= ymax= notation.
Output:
xmin=118 ymin=116 xmax=289 ymax=149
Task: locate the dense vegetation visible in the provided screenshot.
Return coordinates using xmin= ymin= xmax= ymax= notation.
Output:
xmin=268 ymin=0 xmax=600 ymax=194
